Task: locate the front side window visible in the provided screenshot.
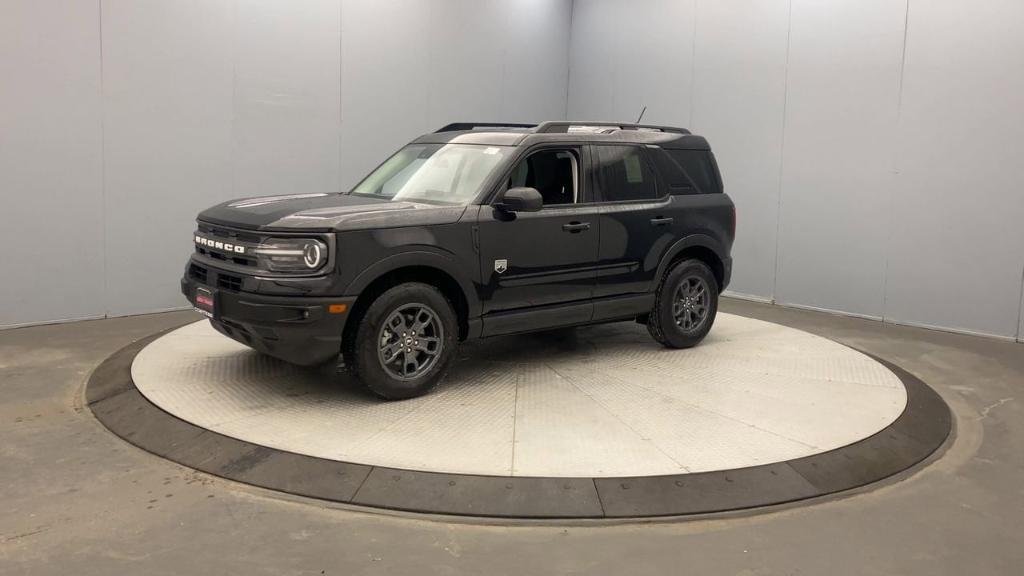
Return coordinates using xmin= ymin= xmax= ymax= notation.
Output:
xmin=351 ymin=143 xmax=512 ymax=205
xmin=593 ymin=145 xmax=658 ymax=202
xmin=507 ymin=149 xmax=579 ymax=206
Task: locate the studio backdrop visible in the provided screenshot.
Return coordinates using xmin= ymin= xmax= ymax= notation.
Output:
xmin=2 ymin=0 xmax=1022 ymax=342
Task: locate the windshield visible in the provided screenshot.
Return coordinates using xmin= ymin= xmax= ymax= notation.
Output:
xmin=350 ymin=143 xmax=512 ymax=204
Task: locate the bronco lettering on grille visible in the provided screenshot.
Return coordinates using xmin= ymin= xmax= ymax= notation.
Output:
xmin=195 ymin=235 xmax=246 ymax=254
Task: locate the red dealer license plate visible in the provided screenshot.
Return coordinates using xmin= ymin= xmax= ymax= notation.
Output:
xmin=194 ymin=286 xmax=216 ymax=318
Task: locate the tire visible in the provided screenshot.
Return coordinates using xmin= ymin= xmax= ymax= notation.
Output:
xmin=347 ymin=282 xmax=458 ymax=400
xmin=647 ymin=259 xmax=719 ymax=349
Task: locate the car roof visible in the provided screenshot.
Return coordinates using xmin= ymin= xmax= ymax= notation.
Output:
xmin=411 ymin=121 xmax=711 ymax=150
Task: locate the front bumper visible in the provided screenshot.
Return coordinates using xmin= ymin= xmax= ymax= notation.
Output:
xmin=181 ymin=271 xmax=356 ymax=367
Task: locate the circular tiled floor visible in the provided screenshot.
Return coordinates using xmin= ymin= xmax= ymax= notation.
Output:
xmin=130 ymin=314 xmax=907 ymax=478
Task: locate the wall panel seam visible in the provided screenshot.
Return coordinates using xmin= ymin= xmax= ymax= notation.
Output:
xmin=880 ymin=0 xmax=913 ymax=323
xmin=229 ymin=0 xmax=239 ymax=199
xmin=344 ymin=0 xmax=348 ymax=190
xmin=1016 ymin=264 xmax=1024 ymax=341
xmin=500 ymin=1 xmax=508 ymax=120
xmin=564 ymin=0 xmax=575 ymax=120
xmin=98 ymin=0 xmax=109 ymax=320
xmin=687 ymin=0 xmax=698 ymax=128
xmin=770 ymin=0 xmax=794 ymax=302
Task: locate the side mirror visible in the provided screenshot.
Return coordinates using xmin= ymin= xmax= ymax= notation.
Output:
xmin=497 ymin=187 xmax=543 ymax=213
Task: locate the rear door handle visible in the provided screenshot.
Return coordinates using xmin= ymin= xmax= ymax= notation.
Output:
xmin=562 ymin=221 xmax=591 ymax=233
xmin=650 ymin=216 xmax=674 ymax=226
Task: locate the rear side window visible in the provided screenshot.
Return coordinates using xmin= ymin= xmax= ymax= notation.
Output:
xmin=649 ymin=149 xmax=697 ymax=193
xmin=665 ymin=149 xmax=719 ymax=194
xmin=593 ymin=145 xmax=659 ymax=202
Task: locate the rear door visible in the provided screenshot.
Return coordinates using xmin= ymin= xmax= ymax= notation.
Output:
xmin=591 ymin=144 xmax=677 ymax=298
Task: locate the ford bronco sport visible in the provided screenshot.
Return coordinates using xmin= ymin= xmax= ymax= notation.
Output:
xmin=182 ymin=121 xmax=735 ymax=399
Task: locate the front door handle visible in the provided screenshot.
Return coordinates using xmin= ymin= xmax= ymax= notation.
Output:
xmin=650 ymin=216 xmax=674 ymax=226
xmin=562 ymin=221 xmax=591 ymax=233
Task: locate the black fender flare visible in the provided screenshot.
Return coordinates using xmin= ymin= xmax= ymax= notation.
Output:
xmin=654 ymin=234 xmax=729 ymax=287
xmin=343 ymin=249 xmax=481 ymax=319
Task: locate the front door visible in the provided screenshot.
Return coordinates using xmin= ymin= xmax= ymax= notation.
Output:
xmin=477 ymin=146 xmax=599 ymax=335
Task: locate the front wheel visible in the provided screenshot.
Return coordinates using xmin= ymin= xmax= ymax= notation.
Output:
xmin=647 ymin=259 xmax=719 ymax=348
xmin=347 ymin=283 xmax=457 ymax=400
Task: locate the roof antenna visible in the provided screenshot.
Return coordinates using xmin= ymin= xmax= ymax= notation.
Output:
xmin=635 ymin=105 xmax=647 ymax=124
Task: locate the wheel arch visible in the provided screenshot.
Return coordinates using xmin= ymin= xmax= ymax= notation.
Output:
xmin=343 ymin=252 xmax=479 ymax=342
xmin=657 ymin=235 xmax=728 ymax=291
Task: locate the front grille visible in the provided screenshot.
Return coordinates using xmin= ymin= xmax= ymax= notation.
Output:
xmin=195 ymin=223 xmax=260 ymax=267
xmin=197 ymin=247 xmax=255 ymax=267
xmin=189 ymin=263 xmax=208 ymax=284
xmin=217 ymin=273 xmax=243 ymax=292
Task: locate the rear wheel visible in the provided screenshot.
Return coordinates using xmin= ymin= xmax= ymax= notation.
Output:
xmin=347 ymin=282 xmax=457 ymax=400
xmin=648 ymin=259 xmax=719 ymax=348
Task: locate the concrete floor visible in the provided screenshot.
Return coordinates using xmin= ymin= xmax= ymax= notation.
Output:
xmin=1 ymin=298 xmax=1021 ymax=575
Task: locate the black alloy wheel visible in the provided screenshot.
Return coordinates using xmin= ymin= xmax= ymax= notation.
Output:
xmin=376 ymin=303 xmax=444 ymax=380
xmin=647 ymin=258 xmax=719 ymax=349
xmin=346 ymin=282 xmax=457 ymax=400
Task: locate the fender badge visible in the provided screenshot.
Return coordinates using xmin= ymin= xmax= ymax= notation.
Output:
xmin=494 ymin=259 xmax=508 ymax=274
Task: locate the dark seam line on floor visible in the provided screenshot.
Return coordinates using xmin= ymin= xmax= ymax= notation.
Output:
xmin=546 ymin=363 xmax=692 ymax=472
xmin=591 ymin=478 xmax=607 ymax=517
xmin=780 ymin=461 xmax=824 ymax=494
xmin=349 ymin=465 xmax=376 ymax=503
xmin=586 ymin=362 xmax=821 ymax=452
xmin=510 ymin=369 xmax=521 ymax=476
xmin=87 ymin=385 xmax=131 ymax=407
xmin=342 ymin=387 xmax=449 ymax=456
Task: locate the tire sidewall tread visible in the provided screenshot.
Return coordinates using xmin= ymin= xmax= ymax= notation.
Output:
xmin=349 ymin=282 xmax=458 ymax=400
xmin=648 ymin=259 xmax=719 ymax=349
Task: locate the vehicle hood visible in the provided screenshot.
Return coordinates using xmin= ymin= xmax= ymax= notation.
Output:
xmin=197 ymin=193 xmax=468 ymax=232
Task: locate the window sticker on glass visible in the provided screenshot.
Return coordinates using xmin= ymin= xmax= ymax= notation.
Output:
xmin=483 ymin=147 xmax=500 ymax=155
xmin=624 ymin=153 xmax=643 ymax=183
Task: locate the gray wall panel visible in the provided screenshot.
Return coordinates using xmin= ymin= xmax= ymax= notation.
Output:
xmin=691 ymin=0 xmax=789 ymax=299
xmin=568 ymin=0 xmax=693 ymax=125
xmin=232 ymin=0 xmax=342 ymax=196
xmin=501 ymin=0 xmax=573 ymax=123
xmin=426 ymin=1 xmax=505 ymax=129
xmin=773 ymin=0 xmax=906 ymax=318
xmin=101 ymin=0 xmax=235 ymax=316
xmin=340 ymin=0 xmax=572 ymax=191
xmin=8 ymin=0 xmax=1022 ymax=339
xmin=883 ymin=0 xmax=1024 ymax=338
xmin=339 ymin=0 xmax=432 ymax=190
xmin=0 ymin=0 xmax=105 ymax=328
xmin=568 ymin=0 xmax=1023 ymax=339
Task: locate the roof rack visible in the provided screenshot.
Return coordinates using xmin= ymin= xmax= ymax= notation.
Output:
xmin=435 ymin=122 xmax=537 ymax=133
xmin=534 ymin=121 xmax=691 ymax=135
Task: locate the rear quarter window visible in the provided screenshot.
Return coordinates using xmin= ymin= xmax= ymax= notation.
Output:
xmin=664 ymin=149 xmax=721 ymax=194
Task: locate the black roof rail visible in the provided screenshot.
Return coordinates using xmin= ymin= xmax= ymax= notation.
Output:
xmin=535 ymin=121 xmax=691 ymax=135
xmin=435 ymin=122 xmax=537 ymax=133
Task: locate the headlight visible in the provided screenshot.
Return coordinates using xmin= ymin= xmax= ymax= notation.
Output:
xmin=252 ymin=237 xmax=329 ymax=273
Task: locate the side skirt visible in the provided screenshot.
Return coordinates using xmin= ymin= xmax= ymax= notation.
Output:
xmin=480 ymin=293 xmax=655 ymax=338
